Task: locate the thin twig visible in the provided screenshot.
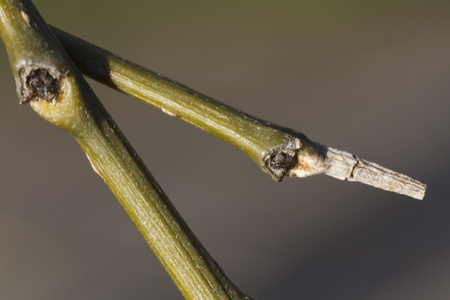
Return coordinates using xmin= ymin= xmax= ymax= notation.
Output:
xmin=0 ymin=1 xmax=253 ymax=298
xmin=52 ymin=27 xmax=427 ymax=200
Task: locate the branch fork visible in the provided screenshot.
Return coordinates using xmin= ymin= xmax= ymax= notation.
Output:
xmin=0 ymin=0 xmax=427 ymax=299
xmin=52 ymin=27 xmax=427 ymax=200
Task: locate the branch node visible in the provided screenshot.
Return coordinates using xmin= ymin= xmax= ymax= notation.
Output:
xmin=84 ymin=58 xmax=110 ymax=79
xmin=18 ymin=63 xmax=67 ymax=104
xmin=264 ymin=147 xmax=297 ymax=182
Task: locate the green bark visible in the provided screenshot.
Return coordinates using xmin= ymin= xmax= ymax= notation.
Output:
xmin=0 ymin=1 xmax=253 ymax=298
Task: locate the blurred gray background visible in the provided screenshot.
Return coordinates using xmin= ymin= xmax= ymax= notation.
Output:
xmin=1 ymin=1 xmax=449 ymax=299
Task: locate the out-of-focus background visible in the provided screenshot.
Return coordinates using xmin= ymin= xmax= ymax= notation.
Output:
xmin=1 ymin=1 xmax=449 ymax=299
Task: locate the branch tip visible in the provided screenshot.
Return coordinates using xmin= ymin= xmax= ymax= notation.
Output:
xmin=292 ymin=144 xmax=427 ymax=200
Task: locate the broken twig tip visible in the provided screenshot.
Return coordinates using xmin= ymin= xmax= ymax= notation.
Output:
xmin=324 ymin=146 xmax=426 ymax=200
xmin=291 ymin=143 xmax=426 ymax=200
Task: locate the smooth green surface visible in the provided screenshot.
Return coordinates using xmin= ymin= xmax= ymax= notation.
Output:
xmin=53 ymin=28 xmax=319 ymax=181
xmin=1 ymin=1 xmax=448 ymax=299
xmin=0 ymin=1 xmax=251 ymax=299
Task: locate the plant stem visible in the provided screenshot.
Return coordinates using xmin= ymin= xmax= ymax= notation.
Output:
xmin=52 ymin=27 xmax=426 ymax=199
xmin=51 ymin=28 xmax=319 ymax=183
xmin=0 ymin=1 xmax=253 ymax=298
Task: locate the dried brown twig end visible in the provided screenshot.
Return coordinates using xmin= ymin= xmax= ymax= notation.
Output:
xmin=290 ymin=143 xmax=426 ymax=200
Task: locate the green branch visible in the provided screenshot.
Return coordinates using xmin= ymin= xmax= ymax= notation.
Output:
xmin=52 ymin=27 xmax=426 ymax=199
xmin=0 ymin=0 xmax=253 ymax=299
xmin=51 ymin=28 xmax=318 ymax=182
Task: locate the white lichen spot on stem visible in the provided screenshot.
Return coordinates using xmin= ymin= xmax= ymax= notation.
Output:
xmin=85 ymin=153 xmax=104 ymax=180
xmin=20 ymin=10 xmax=30 ymax=25
xmin=161 ymin=107 xmax=180 ymax=118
